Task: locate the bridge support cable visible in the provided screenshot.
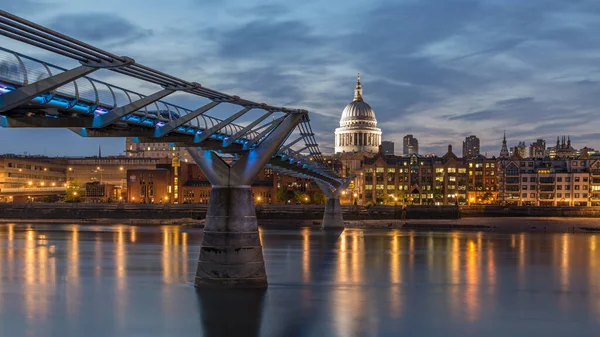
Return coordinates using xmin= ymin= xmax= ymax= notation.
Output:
xmin=316 ymin=176 xmax=354 ymax=229
xmin=222 ymin=111 xmax=273 ymax=147
xmin=187 ymin=112 xmax=304 ymax=288
xmin=193 ymin=107 xmax=251 ymax=144
xmin=243 ymin=116 xmax=287 ymax=149
xmin=276 ymin=132 xmax=313 ymax=156
xmin=154 ymin=101 xmax=221 ymax=137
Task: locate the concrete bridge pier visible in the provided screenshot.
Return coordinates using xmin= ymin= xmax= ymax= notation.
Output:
xmin=188 ymin=112 xmax=303 ymax=288
xmin=317 ymin=177 xmax=353 ymax=229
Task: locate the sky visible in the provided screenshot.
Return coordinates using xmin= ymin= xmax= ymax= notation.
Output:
xmin=1 ymin=0 xmax=600 ymax=157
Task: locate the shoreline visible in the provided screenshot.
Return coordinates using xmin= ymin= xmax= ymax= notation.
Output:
xmin=0 ymin=217 xmax=599 ymax=232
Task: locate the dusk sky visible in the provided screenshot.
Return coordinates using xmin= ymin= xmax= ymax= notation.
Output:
xmin=2 ymin=0 xmax=600 ymax=156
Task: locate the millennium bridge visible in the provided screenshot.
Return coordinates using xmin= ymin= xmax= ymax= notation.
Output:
xmin=0 ymin=10 xmax=351 ymax=288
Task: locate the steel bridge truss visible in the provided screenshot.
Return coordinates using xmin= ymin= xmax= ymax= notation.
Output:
xmin=0 ymin=10 xmax=343 ymax=189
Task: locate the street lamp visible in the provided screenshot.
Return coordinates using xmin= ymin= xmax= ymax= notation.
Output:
xmin=96 ymin=166 xmax=103 ymax=183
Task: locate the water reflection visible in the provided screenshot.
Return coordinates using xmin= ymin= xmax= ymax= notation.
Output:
xmin=0 ymin=224 xmax=599 ymax=337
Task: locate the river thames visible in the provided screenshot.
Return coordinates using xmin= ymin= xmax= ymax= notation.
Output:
xmin=0 ymin=224 xmax=599 ymax=336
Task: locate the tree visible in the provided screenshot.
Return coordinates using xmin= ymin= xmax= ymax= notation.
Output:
xmin=276 ymin=185 xmax=288 ymax=204
xmin=295 ymin=192 xmax=310 ymax=204
xmin=65 ymin=180 xmax=83 ymax=203
xmin=482 ymin=191 xmax=493 ymax=204
xmin=312 ymin=191 xmax=327 ymax=205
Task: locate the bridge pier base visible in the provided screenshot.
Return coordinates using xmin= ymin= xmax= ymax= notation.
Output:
xmin=322 ymin=197 xmax=344 ymax=228
xmin=195 ymin=186 xmax=267 ymax=288
xmin=316 ymin=176 xmax=354 ymax=229
xmin=188 ymin=112 xmax=303 ymax=288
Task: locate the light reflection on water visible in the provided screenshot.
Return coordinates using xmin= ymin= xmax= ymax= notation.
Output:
xmin=0 ymin=224 xmax=599 ymax=336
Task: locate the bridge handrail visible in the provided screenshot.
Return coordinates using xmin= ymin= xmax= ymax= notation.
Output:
xmin=0 ymin=46 xmax=258 ymax=140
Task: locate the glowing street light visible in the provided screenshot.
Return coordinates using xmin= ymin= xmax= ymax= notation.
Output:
xmin=73 ymin=191 xmax=78 ymax=196
xmin=27 ymin=181 xmax=33 ymax=186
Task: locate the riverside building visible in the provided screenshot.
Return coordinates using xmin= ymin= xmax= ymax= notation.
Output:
xmin=354 ymin=145 xmax=498 ymax=206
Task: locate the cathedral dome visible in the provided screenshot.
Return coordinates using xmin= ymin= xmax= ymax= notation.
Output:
xmin=339 ymin=74 xmax=378 ymax=128
xmin=334 ymin=74 xmax=382 ymax=154
xmin=340 ymin=101 xmax=377 ymax=123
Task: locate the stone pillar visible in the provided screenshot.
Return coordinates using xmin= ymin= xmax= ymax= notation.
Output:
xmin=195 ymin=187 xmax=266 ymax=288
xmin=317 ymin=176 xmax=354 ymax=229
xmin=322 ymin=196 xmax=344 ymax=228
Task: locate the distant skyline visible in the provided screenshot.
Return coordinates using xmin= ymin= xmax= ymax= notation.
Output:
xmin=2 ymin=0 xmax=600 ymax=156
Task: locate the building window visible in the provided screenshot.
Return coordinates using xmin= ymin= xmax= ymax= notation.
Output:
xmin=522 ymin=193 xmax=527 ymax=198
xmin=557 ymin=177 xmax=562 ymax=182
xmin=557 ymin=193 xmax=562 ymax=198
xmin=522 ymin=185 xmax=527 ymax=190
xmin=575 ymin=177 xmax=581 ymax=182
xmin=565 ymin=193 xmax=571 ymax=198
xmin=530 ymin=193 xmax=535 ymax=198
xmin=575 ymin=193 xmax=580 ymax=198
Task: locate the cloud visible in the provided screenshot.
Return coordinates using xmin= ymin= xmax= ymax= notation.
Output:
xmin=47 ymin=13 xmax=152 ymax=47
xmin=4 ymin=0 xmax=600 ymax=156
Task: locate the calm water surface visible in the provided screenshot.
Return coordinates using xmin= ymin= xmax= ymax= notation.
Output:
xmin=0 ymin=224 xmax=599 ymax=337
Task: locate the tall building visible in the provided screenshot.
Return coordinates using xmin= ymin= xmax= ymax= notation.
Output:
xmin=380 ymin=141 xmax=394 ymax=155
xmin=334 ymin=74 xmax=382 ymax=153
xmin=462 ymin=135 xmax=480 ymax=158
xmin=510 ymin=141 xmax=527 ymax=158
xmin=530 ymin=139 xmax=546 ymax=158
xmin=403 ymin=135 xmax=419 ymax=155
